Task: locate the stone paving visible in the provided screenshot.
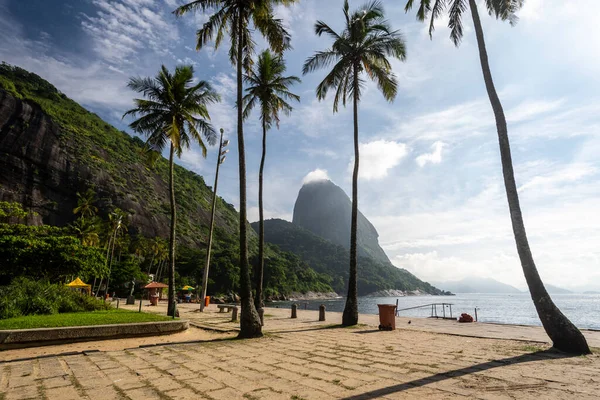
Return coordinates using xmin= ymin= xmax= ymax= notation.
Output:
xmin=1 ymin=308 xmax=600 ymax=399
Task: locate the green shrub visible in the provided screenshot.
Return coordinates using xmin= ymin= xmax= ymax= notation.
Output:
xmin=0 ymin=278 xmax=110 ymax=319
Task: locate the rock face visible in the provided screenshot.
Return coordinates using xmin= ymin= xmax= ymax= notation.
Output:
xmin=0 ymin=87 xmax=238 ymax=244
xmin=0 ymin=91 xmax=72 ymax=226
xmin=292 ymin=179 xmax=391 ymax=265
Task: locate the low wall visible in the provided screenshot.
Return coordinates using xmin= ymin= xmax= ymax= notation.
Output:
xmin=0 ymin=320 xmax=189 ymax=350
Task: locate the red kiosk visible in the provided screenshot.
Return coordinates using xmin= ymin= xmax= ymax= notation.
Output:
xmin=144 ymin=282 xmax=168 ymax=306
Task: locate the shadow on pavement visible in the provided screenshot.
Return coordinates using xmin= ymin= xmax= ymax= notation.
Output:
xmin=341 ymin=349 xmax=575 ymax=400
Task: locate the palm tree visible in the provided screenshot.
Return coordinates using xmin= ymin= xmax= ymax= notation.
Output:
xmin=73 ymin=189 xmax=98 ymax=222
xmin=406 ymin=0 xmax=590 ymax=354
xmin=303 ymin=0 xmax=406 ymax=326
xmin=243 ymin=49 xmax=300 ymax=315
xmin=174 ymin=0 xmax=297 ymax=338
xmin=124 ymin=65 xmax=220 ymax=316
xmin=71 ymin=216 xmax=101 ymax=247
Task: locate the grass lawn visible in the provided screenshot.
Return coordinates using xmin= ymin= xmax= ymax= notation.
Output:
xmin=0 ymin=309 xmax=174 ymax=330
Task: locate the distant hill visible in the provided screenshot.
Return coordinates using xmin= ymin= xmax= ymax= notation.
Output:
xmin=292 ymin=179 xmax=391 ymax=265
xmin=253 ymin=218 xmax=448 ymax=296
xmin=544 ymin=285 xmax=573 ymax=294
xmin=432 ymin=277 xmax=521 ymax=294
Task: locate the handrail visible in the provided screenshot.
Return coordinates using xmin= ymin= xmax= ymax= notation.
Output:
xmin=395 ymin=303 xmax=454 ymax=312
xmin=394 ymin=301 xmax=455 ymax=319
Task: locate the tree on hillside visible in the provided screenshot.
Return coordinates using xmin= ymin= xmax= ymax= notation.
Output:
xmin=303 ymin=0 xmax=406 ymax=326
xmin=243 ymin=49 xmax=300 ymax=316
xmin=73 ymin=188 xmax=98 ymax=222
xmin=174 ymin=0 xmax=297 ymax=338
xmin=124 ymin=65 xmax=220 ymax=316
xmin=405 ymin=0 xmax=590 ymax=354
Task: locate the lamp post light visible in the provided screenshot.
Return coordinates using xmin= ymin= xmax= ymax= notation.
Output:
xmin=200 ymin=128 xmax=228 ymax=311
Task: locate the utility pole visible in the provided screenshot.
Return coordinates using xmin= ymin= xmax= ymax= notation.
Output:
xmin=200 ymin=128 xmax=229 ymax=311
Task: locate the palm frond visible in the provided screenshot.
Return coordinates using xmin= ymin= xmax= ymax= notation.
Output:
xmin=448 ymin=0 xmax=467 ymax=46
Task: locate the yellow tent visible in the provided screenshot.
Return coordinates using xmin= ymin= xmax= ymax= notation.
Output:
xmin=66 ymin=277 xmax=91 ymax=295
xmin=181 ymin=285 xmax=195 ymax=291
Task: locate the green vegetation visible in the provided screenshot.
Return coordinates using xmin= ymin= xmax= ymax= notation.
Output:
xmin=0 ymin=310 xmax=170 ymax=330
xmin=0 ymin=223 xmax=106 ymax=286
xmin=0 ymin=278 xmax=110 ymax=319
xmin=254 ymin=219 xmax=447 ymax=296
xmin=0 ymin=65 xmax=333 ymax=300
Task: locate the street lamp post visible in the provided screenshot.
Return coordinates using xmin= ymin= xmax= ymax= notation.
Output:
xmin=200 ymin=128 xmax=229 ymax=311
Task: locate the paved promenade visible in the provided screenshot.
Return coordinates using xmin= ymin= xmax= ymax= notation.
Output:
xmin=1 ymin=303 xmax=599 ymax=399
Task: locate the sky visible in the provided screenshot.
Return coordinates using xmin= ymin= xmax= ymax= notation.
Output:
xmin=1 ymin=0 xmax=600 ymax=291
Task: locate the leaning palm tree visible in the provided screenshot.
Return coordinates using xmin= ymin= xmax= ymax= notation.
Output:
xmin=174 ymin=0 xmax=297 ymax=338
xmin=123 ymin=65 xmax=219 ymax=316
xmin=243 ymin=49 xmax=300 ymax=315
xmin=303 ymin=0 xmax=406 ymax=326
xmin=406 ymin=0 xmax=590 ymax=354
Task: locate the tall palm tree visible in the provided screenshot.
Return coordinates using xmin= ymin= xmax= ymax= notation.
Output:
xmin=243 ymin=49 xmax=300 ymax=315
xmin=174 ymin=0 xmax=297 ymax=338
xmin=406 ymin=0 xmax=590 ymax=354
xmin=303 ymin=0 xmax=406 ymax=326
xmin=124 ymin=65 xmax=220 ymax=316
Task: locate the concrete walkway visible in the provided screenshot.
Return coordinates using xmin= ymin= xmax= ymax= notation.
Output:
xmin=123 ymin=302 xmax=600 ymax=348
xmin=1 ymin=303 xmax=598 ymax=399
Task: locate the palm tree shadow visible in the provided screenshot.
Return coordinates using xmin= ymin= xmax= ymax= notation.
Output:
xmin=341 ymin=349 xmax=575 ymax=400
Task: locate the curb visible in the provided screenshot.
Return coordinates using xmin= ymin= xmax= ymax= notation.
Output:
xmin=0 ymin=320 xmax=189 ymax=350
xmin=189 ymin=322 xmax=239 ymax=333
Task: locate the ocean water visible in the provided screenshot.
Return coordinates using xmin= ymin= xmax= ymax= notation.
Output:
xmin=271 ymin=293 xmax=600 ymax=330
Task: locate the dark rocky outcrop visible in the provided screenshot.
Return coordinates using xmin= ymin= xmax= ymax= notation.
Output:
xmin=292 ymin=179 xmax=391 ymax=265
xmin=0 ymin=88 xmax=238 ymax=243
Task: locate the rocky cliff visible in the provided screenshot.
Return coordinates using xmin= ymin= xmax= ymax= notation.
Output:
xmin=0 ymin=64 xmax=240 ymax=244
xmin=292 ymin=179 xmax=391 ymax=265
xmin=254 ymin=219 xmax=447 ymax=296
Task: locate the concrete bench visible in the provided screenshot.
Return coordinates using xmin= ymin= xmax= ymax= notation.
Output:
xmin=217 ymin=304 xmax=236 ymax=313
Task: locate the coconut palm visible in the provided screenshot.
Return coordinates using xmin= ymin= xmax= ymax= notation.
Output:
xmin=303 ymin=0 xmax=406 ymax=326
xmin=243 ymin=49 xmax=300 ymax=315
xmin=73 ymin=189 xmax=98 ymax=222
xmin=123 ymin=65 xmax=220 ymax=316
xmin=174 ymin=0 xmax=297 ymax=338
xmin=406 ymin=0 xmax=590 ymax=354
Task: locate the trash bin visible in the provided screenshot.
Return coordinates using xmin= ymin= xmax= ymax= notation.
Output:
xmin=204 ymin=296 xmax=210 ymax=307
xmin=377 ymin=304 xmax=397 ymax=331
xmin=150 ymin=294 xmax=159 ymax=306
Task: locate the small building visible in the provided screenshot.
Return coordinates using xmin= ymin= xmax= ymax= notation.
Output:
xmin=143 ymin=282 xmax=168 ymax=306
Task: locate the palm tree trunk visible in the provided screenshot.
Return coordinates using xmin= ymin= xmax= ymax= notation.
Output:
xmin=469 ymin=0 xmax=590 ymax=354
xmin=255 ymin=118 xmax=267 ymax=315
xmin=342 ymin=64 xmax=360 ymax=327
xmin=236 ymin=14 xmax=262 ymax=338
xmin=167 ymin=143 xmax=177 ymax=317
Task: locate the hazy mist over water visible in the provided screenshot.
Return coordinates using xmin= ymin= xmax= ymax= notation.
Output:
xmin=272 ymin=293 xmax=600 ymax=330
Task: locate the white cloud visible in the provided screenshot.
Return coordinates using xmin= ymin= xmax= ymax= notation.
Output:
xmin=518 ymin=163 xmax=598 ymax=193
xmin=302 ymin=169 xmax=329 ymax=184
xmin=349 ymin=140 xmax=408 ymax=180
xmin=416 ymin=141 xmax=445 ymax=167
xmin=81 ymin=0 xmax=179 ymax=65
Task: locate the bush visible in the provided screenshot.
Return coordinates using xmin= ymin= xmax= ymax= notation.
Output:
xmin=0 ymin=278 xmax=111 ymax=319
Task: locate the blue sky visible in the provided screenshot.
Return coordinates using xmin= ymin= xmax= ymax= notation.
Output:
xmin=1 ymin=0 xmax=600 ymax=290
